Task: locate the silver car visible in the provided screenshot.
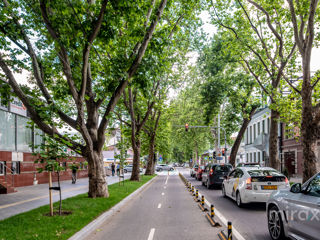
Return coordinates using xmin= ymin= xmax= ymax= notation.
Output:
xmin=123 ymin=164 xmax=142 ymax=173
xmin=267 ymin=172 xmax=320 ymax=240
xmin=156 ymin=164 xmax=174 ymax=172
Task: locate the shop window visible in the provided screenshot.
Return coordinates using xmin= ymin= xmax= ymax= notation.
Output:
xmin=0 ymin=162 xmax=5 ymax=175
xmin=11 ymin=161 xmax=20 ymax=174
xmin=17 ymin=116 xmax=32 ymax=152
xmin=0 ymin=110 xmax=16 ymax=151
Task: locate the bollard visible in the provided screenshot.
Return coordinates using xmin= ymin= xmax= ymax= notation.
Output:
xmin=201 ymin=195 xmax=205 ymax=206
xmin=192 ymin=186 xmax=194 ymax=195
xmin=196 ymin=189 xmax=199 ymax=200
xmin=228 ymin=221 xmax=232 ymax=240
xmin=211 ymin=204 xmax=215 ymax=219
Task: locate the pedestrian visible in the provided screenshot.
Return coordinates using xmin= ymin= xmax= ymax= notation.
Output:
xmin=71 ymin=163 xmax=79 ymax=184
xmin=116 ymin=163 xmax=120 ymax=176
xmin=111 ymin=162 xmax=115 ymax=176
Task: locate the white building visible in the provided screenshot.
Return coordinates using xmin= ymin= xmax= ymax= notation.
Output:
xmin=243 ymin=107 xmax=271 ymax=166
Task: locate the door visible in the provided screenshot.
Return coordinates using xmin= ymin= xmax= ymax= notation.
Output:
xmin=284 ymin=151 xmax=295 ymax=176
xmin=225 ymin=170 xmax=237 ymax=197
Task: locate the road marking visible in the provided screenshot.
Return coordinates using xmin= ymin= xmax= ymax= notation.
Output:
xmin=164 ymin=186 xmax=166 ymax=189
xmin=202 ymin=194 xmax=246 ymax=240
xmin=157 ymin=203 xmax=161 ymax=208
xmin=165 ymin=176 xmax=168 ymax=185
xmin=147 ymin=228 xmax=155 ymax=240
xmin=0 ymin=186 xmax=87 ymax=209
xmin=161 ymin=192 xmax=165 ymax=196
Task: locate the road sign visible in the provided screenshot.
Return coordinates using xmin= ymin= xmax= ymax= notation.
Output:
xmin=216 ymin=156 xmax=223 ymax=161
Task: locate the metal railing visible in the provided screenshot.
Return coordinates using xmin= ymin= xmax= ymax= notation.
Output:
xmin=2 ymin=164 xmax=15 ymax=188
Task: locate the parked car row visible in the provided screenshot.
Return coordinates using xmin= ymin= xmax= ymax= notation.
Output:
xmin=190 ymin=163 xmax=320 ymax=240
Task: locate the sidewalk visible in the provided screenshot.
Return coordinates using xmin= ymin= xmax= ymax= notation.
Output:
xmin=85 ymin=174 xmax=222 ymax=240
xmin=0 ymin=175 xmax=129 ymax=220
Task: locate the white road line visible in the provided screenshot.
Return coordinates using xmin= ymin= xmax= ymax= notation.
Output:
xmin=147 ymin=228 xmax=155 ymax=240
xmin=161 ymin=192 xmax=165 ymax=196
xmin=202 ymin=195 xmax=246 ymax=240
xmin=165 ymin=176 xmax=168 ymax=185
xmin=157 ymin=203 xmax=161 ymax=208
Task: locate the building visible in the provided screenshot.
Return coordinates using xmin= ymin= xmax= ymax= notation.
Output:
xmin=0 ymin=99 xmax=87 ymax=194
xmin=243 ymin=107 xmax=271 ymax=166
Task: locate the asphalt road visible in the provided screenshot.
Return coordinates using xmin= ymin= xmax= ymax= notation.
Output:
xmin=87 ymin=174 xmax=223 ymax=240
xmin=183 ymin=169 xmax=270 ymax=240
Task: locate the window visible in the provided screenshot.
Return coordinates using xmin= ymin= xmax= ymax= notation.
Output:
xmin=258 ymin=122 xmax=261 ymax=135
xmin=306 ymin=174 xmax=320 ymax=197
xmin=262 ymin=120 xmax=265 ymax=134
xmin=250 ymin=153 xmax=253 ymax=162
xmin=258 ymin=152 xmax=261 ymax=163
xmin=246 ymin=130 xmax=248 ymax=144
xmin=11 ymin=161 xmax=20 ymax=174
xmin=0 ymin=110 xmax=16 ymax=151
xmin=17 ymin=116 xmax=32 ymax=152
xmin=267 ymin=118 xmax=270 ymax=133
xmin=34 ymin=128 xmax=43 ymax=150
xmin=250 ymin=126 xmax=252 ymax=144
xmin=254 ymin=152 xmax=257 ymax=162
xmin=254 ymin=124 xmax=256 ymax=141
xmin=0 ymin=162 xmax=4 ymax=175
xmin=246 ymin=153 xmax=249 ymax=163
xmin=62 ymin=162 xmax=67 ymax=170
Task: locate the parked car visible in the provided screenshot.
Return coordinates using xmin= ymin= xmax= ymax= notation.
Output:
xmin=195 ymin=165 xmax=205 ymax=181
xmin=202 ymin=163 xmax=233 ymax=189
xmin=267 ymin=172 xmax=320 ymax=240
xmin=156 ymin=164 xmax=174 ymax=172
xmin=190 ymin=164 xmax=199 ymax=177
xmin=222 ymin=167 xmax=290 ymax=207
xmin=123 ymin=164 xmax=143 ymax=173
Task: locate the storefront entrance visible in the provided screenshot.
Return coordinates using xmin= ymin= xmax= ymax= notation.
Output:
xmin=284 ymin=151 xmax=296 ymax=175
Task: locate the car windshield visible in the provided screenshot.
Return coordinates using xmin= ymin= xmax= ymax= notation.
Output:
xmin=248 ymin=170 xmax=282 ymax=176
xmin=215 ymin=165 xmax=232 ymax=172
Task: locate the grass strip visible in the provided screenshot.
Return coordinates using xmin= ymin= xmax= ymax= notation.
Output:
xmin=0 ymin=174 xmax=155 ymax=240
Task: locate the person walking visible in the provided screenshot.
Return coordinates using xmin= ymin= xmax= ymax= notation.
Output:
xmin=111 ymin=162 xmax=115 ymax=176
xmin=71 ymin=163 xmax=79 ymax=184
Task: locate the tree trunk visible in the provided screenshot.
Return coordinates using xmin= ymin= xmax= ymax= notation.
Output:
xmin=268 ymin=108 xmax=280 ymax=170
xmin=131 ymin=138 xmax=141 ymax=181
xmin=229 ymin=118 xmax=250 ymax=167
xmin=301 ymin=70 xmax=317 ymax=182
xmin=87 ymin=150 xmax=109 ymax=198
xmin=145 ymin=134 xmax=156 ymax=175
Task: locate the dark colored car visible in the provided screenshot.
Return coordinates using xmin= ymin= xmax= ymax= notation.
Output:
xmin=190 ymin=164 xmax=199 ymax=177
xmin=202 ymin=163 xmax=233 ymax=189
xmin=196 ymin=165 xmax=205 ymax=181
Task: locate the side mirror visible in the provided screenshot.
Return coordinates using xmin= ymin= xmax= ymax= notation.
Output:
xmin=290 ymin=183 xmax=302 ymax=193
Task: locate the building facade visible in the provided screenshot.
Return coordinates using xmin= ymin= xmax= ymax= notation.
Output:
xmin=244 ymin=107 xmax=271 ymax=167
xmin=0 ymin=100 xmax=88 ymax=194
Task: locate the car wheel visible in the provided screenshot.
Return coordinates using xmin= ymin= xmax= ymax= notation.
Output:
xmin=124 ymin=169 xmax=127 ymax=173
xmin=222 ymin=185 xmax=226 ymax=197
xmin=158 ymin=168 xmax=162 ymax=172
xmin=170 ymin=168 xmax=174 ymax=171
xmin=268 ymin=206 xmax=285 ymax=240
xmin=236 ymin=191 xmax=243 ymax=207
xmin=206 ymin=180 xmax=211 ymax=189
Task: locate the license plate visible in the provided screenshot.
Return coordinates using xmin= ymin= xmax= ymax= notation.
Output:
xmin=262 ymin=185 xmax=277 ymax=190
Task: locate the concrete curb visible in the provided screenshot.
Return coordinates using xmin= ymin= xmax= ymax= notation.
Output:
xmin=68 ymin=176 xmax=158 ymax=240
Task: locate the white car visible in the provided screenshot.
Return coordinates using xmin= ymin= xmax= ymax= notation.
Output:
xmin=222 ymin=167 xmax=290 ymax=207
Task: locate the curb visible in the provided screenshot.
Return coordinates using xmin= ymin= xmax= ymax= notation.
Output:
xmin=68 ymin=176 xmax=158 ymax=240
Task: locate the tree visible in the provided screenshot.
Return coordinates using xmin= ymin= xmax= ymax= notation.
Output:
xmin=209 ymin=0 xmax=297 ymax=170
xmin=198 ymin=35 xmax=260 ymax=166
xmin=0 ymin=0 xmax=170 ymax=197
